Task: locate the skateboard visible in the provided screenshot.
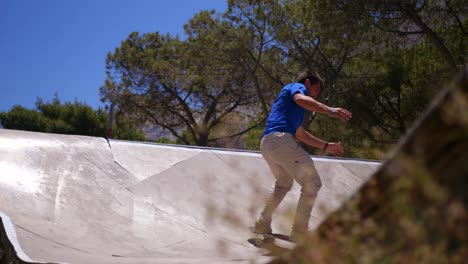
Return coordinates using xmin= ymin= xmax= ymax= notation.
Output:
xmin=248 ymin=226 xmax=294 ymax=248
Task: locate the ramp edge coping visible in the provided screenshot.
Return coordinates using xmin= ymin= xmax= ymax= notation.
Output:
xmin=109 ymin=139 xmax=382 ymax=165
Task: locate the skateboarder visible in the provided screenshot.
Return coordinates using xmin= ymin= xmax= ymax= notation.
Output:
xmin=251 ymin=70 xmax=352 ymax=242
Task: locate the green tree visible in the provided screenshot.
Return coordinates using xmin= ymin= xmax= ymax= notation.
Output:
xmin=0 ymin=105 xmax=45 ymax=132
xmin=255 ymin=0 xmax=465 ymax=148
xmin=319 ymin=0 xmax=467 ymax=144
xmin=98 ymin=0 xmax=465 ymax=157
xmin=225 ymin=0 xmax=294 ymax=116
xmin=101 ymin=12 xmax=264 ymax=147
xmin=0 ymin=97 xmax=145 ymax=141
xmin=243 ymin=125 xmax=264 ymax=151
xmin=226 ymin=1 xmax=383 ymax=148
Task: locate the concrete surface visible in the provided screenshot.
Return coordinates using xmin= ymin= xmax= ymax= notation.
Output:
xmin=0 ymin=129 xmax=380 ymax=263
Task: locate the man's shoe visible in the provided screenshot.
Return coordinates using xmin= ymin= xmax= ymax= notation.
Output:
xmin=250 ymin=217 xmax=272 ymax=234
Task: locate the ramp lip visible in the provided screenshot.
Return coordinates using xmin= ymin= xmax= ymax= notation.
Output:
xmin=109 ymin=139 xmax=382 ymax=165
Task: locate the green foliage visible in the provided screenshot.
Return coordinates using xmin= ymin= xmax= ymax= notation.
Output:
xmin=243 ymin=126 xmax=264 ymax=151
xmin=99 ymin=0 xmax=465 ymax=156
xmin=0 ymin=106 xmax=45 ymax=132
xmin=154 ymin=137 xmax=175 ymax=144
xmin=175 ymin=130 xmax=195 ymax=145
xmin=111 ymin=113 xmax=146 ymax=141
xmin=271 ymin=0 xmax=465 ymax=153
xmin=35 ymin=97 xmax=106 ymax=135
xmin=101 ymin=20 xmax=263 ymax=146
xmin=0 ymin=97 xmax=145 ymax=141
xmin=336 ymin=40 xmax=455 ymax=145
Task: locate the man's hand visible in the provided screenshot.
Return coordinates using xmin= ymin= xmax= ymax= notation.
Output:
xmin=330 ymin=108 xmax=352 ymax=122
xmin=326 ymin=142 xmax=344 ymax=156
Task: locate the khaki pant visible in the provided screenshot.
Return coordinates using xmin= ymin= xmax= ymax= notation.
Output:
xmin=259 ymin=132 xmax=322 ymax=233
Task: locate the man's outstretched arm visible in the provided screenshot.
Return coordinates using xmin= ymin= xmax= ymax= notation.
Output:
xmin=293 ymin=93 xmax=352 ymax=122
xmin=295 ymin=127 xmax=344 ymax=156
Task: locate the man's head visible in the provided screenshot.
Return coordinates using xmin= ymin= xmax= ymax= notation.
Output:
xmin=296 ymin=70 xmax=324 ymax=99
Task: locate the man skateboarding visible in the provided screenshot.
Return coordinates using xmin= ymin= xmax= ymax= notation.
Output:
xmin=251 ymin=70 xmax=352 ymax=242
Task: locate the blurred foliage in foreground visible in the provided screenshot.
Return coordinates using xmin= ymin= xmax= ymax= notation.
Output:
xmin=0 ymin=96 xmax=145 ymax=141
xmin=271 ymin=68 xmax=468 ymax=263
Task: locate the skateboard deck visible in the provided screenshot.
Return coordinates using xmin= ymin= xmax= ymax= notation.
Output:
xmin=248 ymin=226 xmax=295 ymax=248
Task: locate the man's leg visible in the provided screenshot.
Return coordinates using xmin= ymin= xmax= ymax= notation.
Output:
xmin=291 ymin=181 xmax=319 ymax=234
xmin=253 ymin=177 xmax=292 ymax=234
xmin=278 ymin=145 xmax=322 ymax=240
xmin=259 ymin=165 xmax=293 ymax=222
xmin=253 ymin=134 xmax=294 ymax=234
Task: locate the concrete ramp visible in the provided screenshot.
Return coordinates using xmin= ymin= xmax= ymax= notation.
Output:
xmin=0 ymin=129 xmax=380 ymax=263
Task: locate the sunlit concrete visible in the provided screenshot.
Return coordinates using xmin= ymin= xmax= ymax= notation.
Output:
xmin=0 ymin=129 xmax=380 ymax=263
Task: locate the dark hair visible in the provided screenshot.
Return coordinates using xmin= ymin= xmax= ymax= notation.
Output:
xmin=295 ymin=70 xmax=324 ymax=86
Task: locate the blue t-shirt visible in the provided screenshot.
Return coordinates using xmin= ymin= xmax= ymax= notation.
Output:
xmin=262 ymin=83 xmax=307 ymax=137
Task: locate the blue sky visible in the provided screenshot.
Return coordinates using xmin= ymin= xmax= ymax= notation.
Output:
xmin=0 ymin=0 xmax=227 ymax=112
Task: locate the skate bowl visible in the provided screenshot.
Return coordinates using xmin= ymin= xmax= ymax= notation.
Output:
xmin=0 ymin=129 xmax=380 ymax=263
